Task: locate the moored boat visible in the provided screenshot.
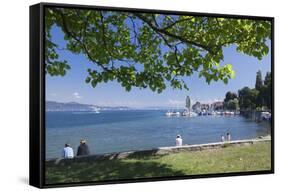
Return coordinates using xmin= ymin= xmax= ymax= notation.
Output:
xmin=182 ymin=110 xmax=198 ymax=117
xmin=166 ymin=111 xmax=180 ymax=117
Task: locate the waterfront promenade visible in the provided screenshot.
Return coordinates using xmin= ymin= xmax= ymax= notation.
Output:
xmin=46 ymin=137 xmax=271 ymax=165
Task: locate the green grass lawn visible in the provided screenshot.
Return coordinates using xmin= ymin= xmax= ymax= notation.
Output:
xmin=45 ymin=142 xmax=271 ymax=184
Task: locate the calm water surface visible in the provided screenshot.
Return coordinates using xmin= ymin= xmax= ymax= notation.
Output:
xmin=46 ymin=110 xmax=271 ymax=159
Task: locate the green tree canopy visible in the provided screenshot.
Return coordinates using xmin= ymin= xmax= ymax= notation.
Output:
xmin=264 ymin=72 xmax=272 ymax=109
xmin=185 ymin=95 xmax=191 ymax=109
xmin=238 ymin=87 xmax=259 ymax=110
xmin=45 ymin=8 xmax=271 ymax=93
xmin=255 ymin=70 xmax=263 ymax=90
xmin=225 ymin=98 xmax=239 ymax=111
xmin=224 ymin=91 xmax=238 ymax=103
xmin=264 ymin=72 xmax=271 ymax=86
xmin=257 ymin=71 xmax=271 ymax=109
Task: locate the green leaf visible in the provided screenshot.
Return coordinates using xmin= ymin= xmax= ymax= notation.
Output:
xmin=85 ymin=77 xmax=91 ymax=83
xmin=45 ymin=8 xmax=271 ymax=93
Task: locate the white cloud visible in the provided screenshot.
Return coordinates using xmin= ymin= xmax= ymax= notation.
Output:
xmin=50 ymin=93 xmax=57 ymax=97
xmin=72 ymin=92 xmax=82 ymax=99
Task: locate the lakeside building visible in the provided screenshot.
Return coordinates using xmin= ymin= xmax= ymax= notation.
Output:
xmin=200 ymin=103 xmax=210 ymax=111
xmin=192 ymin=101 xmax=224 ymax=113
xmin=192 ymin=101 xmax=201 ymax=113
xmin=211 ymin=101 xmax=224 ymax=111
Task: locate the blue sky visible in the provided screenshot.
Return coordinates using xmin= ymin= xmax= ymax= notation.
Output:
xmin=46 ymin=24 xmax=271 ymax=108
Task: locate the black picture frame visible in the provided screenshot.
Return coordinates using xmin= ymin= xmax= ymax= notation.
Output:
xmin=30 ymin=2 xmax=274 ymax=188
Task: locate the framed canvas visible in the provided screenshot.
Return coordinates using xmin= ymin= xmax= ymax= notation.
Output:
xmin=30 ymin=2 xmax=274 ymax=188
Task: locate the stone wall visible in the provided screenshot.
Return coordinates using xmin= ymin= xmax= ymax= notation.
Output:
xmin=46 ymin=138 xmax=271 ymax=166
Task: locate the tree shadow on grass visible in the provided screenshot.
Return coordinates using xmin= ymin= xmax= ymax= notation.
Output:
xmin=45 ymin=155 xmax=186 ymax=185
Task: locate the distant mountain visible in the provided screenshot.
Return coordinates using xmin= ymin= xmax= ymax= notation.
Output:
xmin=46 ymin=101 xmax=130 ymax=112
xmin=46 ymin=101 xmax=95 ymax=111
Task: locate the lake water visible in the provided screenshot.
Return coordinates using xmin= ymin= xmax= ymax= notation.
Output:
xmin=46 ymin=110 xmax=271 ymax=159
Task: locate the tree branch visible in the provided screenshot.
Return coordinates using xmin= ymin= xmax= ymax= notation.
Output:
xmin=129 ymin=17 xmax=139 ymax=46
xmin=134 ymin=13 xmax=215 ymax=54
xmin=54 ymin=8 xmax=111 ymax=72
xmin=161 ymin=17 xmax=194 ymax=30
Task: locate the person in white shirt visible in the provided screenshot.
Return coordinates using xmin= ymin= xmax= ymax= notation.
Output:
xmin=62 ymin=144 xmax=74 ymax=159
xmin=221 ymin=135 xmax=225 ymax=142
xmin=175 ymin=135 xmax=183 ymax=146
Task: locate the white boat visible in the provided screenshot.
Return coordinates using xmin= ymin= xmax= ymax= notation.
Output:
xmin=224 ymin=111 xmax=235 ymax=115
xmin=165 ymin=111 xmax=180 ymax=117
xmin=94 ymin=109 xmax=100 ymax=114
xmin=261 ymin=111 xmax=271 ymax=121
xmin=182 ymin=110 xmax=198 ymax=117
xmin=208 ymin=111 xmax=217 ymax=115
xmin=199 ymin=110 xmax=207 ymax=116
xmin=165 ymin=111 xmax=171 ymax=116
xmin=91 ymin=106 xmax=100 ymax=114
xmin=215 ymin=111 xmax=224 ymax=115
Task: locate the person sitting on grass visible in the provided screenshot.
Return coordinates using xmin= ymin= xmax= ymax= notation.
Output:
xmin=62 ymin=143 xmax=74 ymax=159
xmin=176 ymin=135 xmax=183 ymax=146
xmin=77 ymin=139 xmax=90 ymax=156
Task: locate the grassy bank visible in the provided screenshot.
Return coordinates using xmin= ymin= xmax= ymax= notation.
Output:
xmin=46 ymin=142 xmax=271 ymax=184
